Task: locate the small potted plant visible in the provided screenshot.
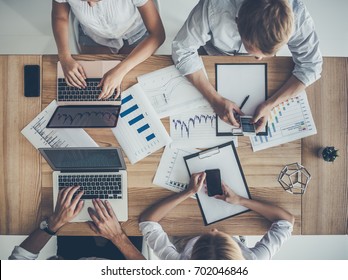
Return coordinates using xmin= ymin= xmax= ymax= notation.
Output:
xmin=318 ymin=146 xmax=339 ymax=162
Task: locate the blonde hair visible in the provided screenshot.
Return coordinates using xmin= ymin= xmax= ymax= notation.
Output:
xmin=237 ymin=0 xmax=294 ymax=55
xmin=191 ymin=232 xmax=245 ymax=260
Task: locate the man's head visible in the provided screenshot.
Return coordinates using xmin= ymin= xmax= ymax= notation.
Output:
xmin=191 ymin=229 xmax=245 ymax=260
xmin=237 ymin=0 xmax=294 ymax=58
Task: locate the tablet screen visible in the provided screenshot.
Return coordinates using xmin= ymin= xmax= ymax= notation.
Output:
xmin=46 ymin=105 xmax=120 ymax=128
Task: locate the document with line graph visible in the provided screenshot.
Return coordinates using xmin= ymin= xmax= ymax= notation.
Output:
xmin=137 ymin=65 xmax=209 ymax=118
xmin=21 ymin=100 xmax=98 ymax=149
xmin=170 ymin=106 xmax=237 ymax=148
xmin=250 ymin=91 xmax=317 ymax=151
xmin=112 ymin=83 xmax=172 ymax=164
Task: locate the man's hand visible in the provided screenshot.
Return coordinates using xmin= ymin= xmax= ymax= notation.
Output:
xmin=186 ymin=172 xmax=206 ymax=195
xmin=212 ymin=96 xmax=243 ymax=127
xmin=98 ymin=66 xmax=125 ymax=100
xmin=214 ymin=182 xmax=242 ymax=205
xmin=60 ymin=55 xmax=87 ymax=89
xmin=88 ymin=199 xmax=124 ymax=243
xmin=252 ymin=101 xmax=273 ymax=133
xmin=49 ymin=186 xmax=84 ymax=232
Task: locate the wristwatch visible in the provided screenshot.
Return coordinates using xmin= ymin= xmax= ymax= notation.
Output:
xmin=39 ymin=219 xmax=56 ymax=235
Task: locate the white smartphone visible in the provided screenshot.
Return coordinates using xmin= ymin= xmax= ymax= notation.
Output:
xmin=240 ymin=116 xmax=256 ymax=136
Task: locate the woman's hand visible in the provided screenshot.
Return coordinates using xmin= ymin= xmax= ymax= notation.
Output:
xmin=60 ymin=55 xmax=87 ymax=89
xmin=214 ymin=182 xmax=242 ymax=205
xmin=251 ymin=101 xmax=272 ymax=133
xmin=49 ymin=186 xmax=84 ymax=232
xmin=186 ymin=172 xmax=207 ymax=195
xmin=88 ymin=199 xmax=124 ymax=243
xmin=98 ymin=66 xmax=126 ymax=100
xmin=212 ymin=95 xmax=244 ymax=127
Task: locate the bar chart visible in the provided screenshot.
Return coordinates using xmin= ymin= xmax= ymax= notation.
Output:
xmin=112 ymin=84 xmax=171 ymax=164
xmin=251 ymin=92 xmax=317 ymax=151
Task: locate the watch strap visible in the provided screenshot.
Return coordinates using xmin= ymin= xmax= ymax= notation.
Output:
xmin=43 ymin=226 xmax=56 ymax=236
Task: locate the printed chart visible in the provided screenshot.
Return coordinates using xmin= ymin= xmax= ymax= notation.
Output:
xmin=251 ymin=92 xmax=317 ymax=151
xmin=21 ymin=100 xmax=97 ymax=149
xmin=153 ymin=146 xmax=198 ymax=193
xmin=137 ymin=65 xmax=209 ymax=118
xmin=170 ymin=107 xmax=237 ymax=148
xmin=112 ymin=84 xmax=172 ymax=164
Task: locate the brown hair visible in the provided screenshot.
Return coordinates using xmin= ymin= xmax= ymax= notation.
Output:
xmin=191 ymin=232 xmax=245 ymax=260
xmin=237 ymin=0 xmax=294 ymax=55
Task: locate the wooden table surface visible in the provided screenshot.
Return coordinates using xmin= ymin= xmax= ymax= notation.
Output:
xmin=0 ymin=55 xmax=346 ymax=236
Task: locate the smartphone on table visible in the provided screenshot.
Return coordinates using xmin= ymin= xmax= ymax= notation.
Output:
xmin=205 ymin=169 xmax=222 ymax=197
xmin=24 ymin=65 xmax=40 ymax=97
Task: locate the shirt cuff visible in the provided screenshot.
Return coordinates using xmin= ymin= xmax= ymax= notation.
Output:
xmin=133 ymin=0 xmax=149 ymax=7
xmin=8 ymin=246 xmax=39 ymax=260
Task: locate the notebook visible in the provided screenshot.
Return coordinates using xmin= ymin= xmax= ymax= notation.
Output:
xmin=39 ymin=147 xmax=128 ymax=222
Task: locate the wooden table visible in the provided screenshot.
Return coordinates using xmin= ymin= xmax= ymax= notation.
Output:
xmin=0 ymin=55 xmax=347 ymax=236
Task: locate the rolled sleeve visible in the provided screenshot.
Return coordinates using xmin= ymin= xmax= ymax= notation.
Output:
xmin=132 ymin=0 xmax=149 ymax=7
xmin=249 ymin=220 xmax=293 ymax=260
xmin=139 ymin=221 xmax=181 ymax=260
xmin=288 ymin=2 xmax=323 ymax=86
xmin=172 ymin=0 xmax=212 ymax=76
xmin=8 ymin=246 xmax=39 ymax=260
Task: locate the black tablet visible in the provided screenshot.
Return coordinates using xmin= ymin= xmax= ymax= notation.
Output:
xmin=46 ymin=105 xmax=121 ymax=128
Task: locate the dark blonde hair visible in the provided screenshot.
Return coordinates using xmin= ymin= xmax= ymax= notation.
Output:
xmin=237 ymin=0 xmax=294 ymax=55
xmin=191 ymin=232 xmax=245 ymax=260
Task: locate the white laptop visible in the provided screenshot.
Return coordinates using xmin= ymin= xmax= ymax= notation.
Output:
xmin=57 ymin=60 xmax=121 ymax=105
xmin=39 ymin=147 xmax=128 ymax=222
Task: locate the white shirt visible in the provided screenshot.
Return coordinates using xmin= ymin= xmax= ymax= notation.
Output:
xmin=139 ymin=220 xmax=293 ymax=260
xmin=172 ymin=0 xmax=323 ymax=87
xmin=55 ymin=0 xmax=148 ymax=51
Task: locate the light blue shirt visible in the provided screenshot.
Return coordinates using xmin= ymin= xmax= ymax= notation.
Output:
xmin=172 ymin=0 xmax=323 ymax=86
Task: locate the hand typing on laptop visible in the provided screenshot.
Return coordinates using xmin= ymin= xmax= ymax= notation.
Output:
xmin=59 ymin=55 xmax=87 ymax=89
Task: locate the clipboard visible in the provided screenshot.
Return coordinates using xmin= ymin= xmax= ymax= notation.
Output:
xmin=184 ymin=141 xmax=251 ymax=225
xmin=215 ymin=63 xmax=268 ymax=136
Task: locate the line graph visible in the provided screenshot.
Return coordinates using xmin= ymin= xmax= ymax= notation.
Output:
xmin=21 ymin=100 xmax=97 ymax=149
xmin=170 ymin=107 xmax=237 ymax=148
xmin=137 ymin=65 xmax=209 ymax=118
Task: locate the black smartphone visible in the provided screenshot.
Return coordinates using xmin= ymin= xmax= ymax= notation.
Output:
xmin=24 ymin=65 xmax=40 ymax=97
xmin=205 ymin=169 xmax=222 ymax=196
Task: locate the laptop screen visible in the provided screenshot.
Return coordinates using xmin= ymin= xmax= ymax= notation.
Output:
xmin=39 ymin=148 xmax=126 ymax=171
xmin=46 ymin=105 xmax=120 ymax=128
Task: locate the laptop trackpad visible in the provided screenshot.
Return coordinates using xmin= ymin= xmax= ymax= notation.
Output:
xmin=72 ymin=200 xmax=94 ymax=222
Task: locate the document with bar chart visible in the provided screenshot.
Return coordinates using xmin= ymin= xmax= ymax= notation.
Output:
xmin=250 ymin=91 xmax=317 ymax=152
xmin=112 ymin=84 xmax=172 ymax=164
xmin=21 ymin=100 xmax=98 ymax=149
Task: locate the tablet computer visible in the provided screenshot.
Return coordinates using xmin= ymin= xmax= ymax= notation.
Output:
xmin=46 ymin=105 xmax=121 ymax=128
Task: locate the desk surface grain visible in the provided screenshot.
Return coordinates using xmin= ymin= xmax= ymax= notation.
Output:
xmin=40 ymin=55 xmax=301 ymax=236
xmin=1 ymin=55 xmax=346 ymax=236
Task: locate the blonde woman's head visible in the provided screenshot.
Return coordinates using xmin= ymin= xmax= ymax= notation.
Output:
xmin=191 ymin=229 xmax=245 ymax=260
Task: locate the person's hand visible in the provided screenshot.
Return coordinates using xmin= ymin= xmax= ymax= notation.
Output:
xmin=98 ymin=66 xmax=125 ymax=100
xmin=87 ymin=199 xmax=124 ymax=242
xmin=49 ymin=186 xmax=84 ymax=232
xmin=59 ymin=55 xmax=87 ymax=89
xmin=186 ymin=172 xmax=206 ymax=195
xmin=251 ymin=101 xmax=273 ymax=133
xmin=212 ymin=96 xmax=243 ymax=127
xmin=214 ymin=182 xmax=242 ymax=205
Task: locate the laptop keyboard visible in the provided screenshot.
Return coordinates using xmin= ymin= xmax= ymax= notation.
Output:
xmin=58 ymin=174 xmax=123 ymax=200
xmin=57 ymin=78 xmax=121 ymax=102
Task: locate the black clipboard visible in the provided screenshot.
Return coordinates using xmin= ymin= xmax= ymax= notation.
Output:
xmin=215 ymin=63 xmax=268 ymax=136
xmin=184 ymin=141 xmax=251 ymax=225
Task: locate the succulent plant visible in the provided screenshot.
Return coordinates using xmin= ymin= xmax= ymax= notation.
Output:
xmin=320 ymin=146 xmax=339 ymax=162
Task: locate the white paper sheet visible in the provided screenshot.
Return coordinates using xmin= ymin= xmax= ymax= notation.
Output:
xmin=21 ymin=100 xmax=98 ymax=149
xmin=170 ymin=106 xmax=237 ymax=148
xmin=137 ymin=65 xmax=209 ymax=118
xmin=112 ymin=84 xmax=172 ymax=164
xmin=250 ymin=91 xmax=317 ymax=151
xmin=153 ymin=146 xmax=199 ymax=193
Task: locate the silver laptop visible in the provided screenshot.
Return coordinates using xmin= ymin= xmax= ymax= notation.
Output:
xmin=57 ymin=60 xmax=121 ymax=105
xmin=39 ymin=147 xmax=128 ymax=222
